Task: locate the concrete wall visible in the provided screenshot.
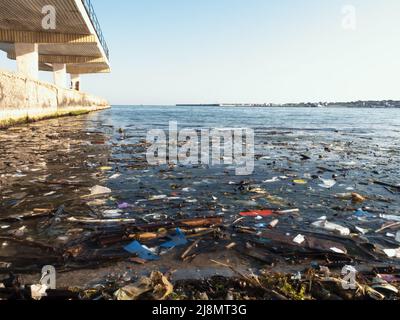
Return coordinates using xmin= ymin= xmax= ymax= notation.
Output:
xmin=0 ymin=69 xmax=109 ymax=126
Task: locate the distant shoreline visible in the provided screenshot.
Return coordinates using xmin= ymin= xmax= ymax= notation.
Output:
xmin=111 ymin=101 xmax=400 ymax=108
xmin=175 ymin=101 xmax=400 ymax=108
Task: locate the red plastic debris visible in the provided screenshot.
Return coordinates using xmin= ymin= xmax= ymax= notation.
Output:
xmin=240 ymin=210 xmax=275 ymax=217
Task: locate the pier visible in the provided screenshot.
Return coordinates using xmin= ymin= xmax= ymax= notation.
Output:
xmin=0 ymin=0 xmax=110 ymax=126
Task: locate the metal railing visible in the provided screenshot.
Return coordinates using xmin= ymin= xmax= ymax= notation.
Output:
xmin=82 ymin=0 xmax=110 ymax=60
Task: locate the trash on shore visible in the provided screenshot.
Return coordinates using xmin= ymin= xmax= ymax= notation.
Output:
xmin=2 ymin=266 xmax=400 ymax=301
xmin=114 ymin=272 xmax=173 ymax=300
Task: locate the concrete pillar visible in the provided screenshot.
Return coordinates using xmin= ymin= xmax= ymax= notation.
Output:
xmin=70 ymin=74 xmax=81 ymax=91
xmin=15 ymin=43 xmax=39 ymax=79
xmin=53 ymin=63 xmax=67 ymax=88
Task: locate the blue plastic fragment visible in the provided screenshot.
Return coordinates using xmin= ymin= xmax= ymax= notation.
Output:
xmin=160 ymin=228 xmax=188 ymax=249
xmin=255 ymin=223 xmax=267 ymax=228
xmin=123 ymin=241 xmax=159 ymax=261
xmin=354 ymin=209 xmax=372 ymax=217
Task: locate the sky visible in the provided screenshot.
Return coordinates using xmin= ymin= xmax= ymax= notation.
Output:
xmin=1 ymin=0 xmax=400 ymax=105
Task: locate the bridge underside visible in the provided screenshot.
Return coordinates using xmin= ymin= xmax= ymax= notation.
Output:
xmin=0 ymin=0 xmax=110 ymax=84
xmin=0 ymin=42 xmax=109 ymax=74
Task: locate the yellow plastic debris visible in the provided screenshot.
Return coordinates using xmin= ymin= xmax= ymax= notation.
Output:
xmin=294 ymin=179 xmax=307 ymax=185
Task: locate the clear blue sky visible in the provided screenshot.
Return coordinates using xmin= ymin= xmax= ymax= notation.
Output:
xmin=1 ymin=0 xmax=400 ymax=105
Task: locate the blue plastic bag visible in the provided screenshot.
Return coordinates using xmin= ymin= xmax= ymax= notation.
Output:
xmin=123 ymin=241 xmax=159 ymax=261
xmin=160 ymin=228 xmax=188 ymax=249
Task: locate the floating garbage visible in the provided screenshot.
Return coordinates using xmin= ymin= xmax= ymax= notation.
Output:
xmin=336 ymin=192 xmax=366 ymax=203
xmin=67 ymin=217 xmax=136 ymax=224
xmin=318 ymin=178 xmax=337 ymax=189
xmin=102 ymin=210 xmax=123 ymax=218
xmin=354 ymin=209 xmax=373 ymax=218
xmin=269 ymin=219 xmax=279 ymax=228
xmin=263 ymin=177 xmax=280 ymax=183
xmin=380 ymin=214 xmax=400 ymax=223
xmin=312 ymin=220 xmax=351 ymax=236
xmin=383 ymin=248 xmax=400 ymax=259
xmin=293 ymin=234 xmax=305 ymax=245
xmin=160 ymin=228 xmax=188 ymax=249
xmin=352 ymin=193 xmax=366 ymax=203
xmin=123 ymin=241 xmax=159 ymax=261
xmin=89 ymin=185 xmax=112 ymax=196
xmin=330 ymin=247 xmax=346 ymax=254
xmin=255 ymin=223 xmax=267 ymax=228
xmin=149 ymin=195 xmax=168 ymax=201
xmin=356 ymin=226 xmax=369 ymax=235
xmin=293 ymin=179 xmax=307 ymax=185
xmin=117 ymin=202 xmax=130 ymax=209
xmin=99 ymin=166 xmax=113 ymax=171
xmin=240 ymin=210 xmax=275 ymax=217
xmin=276 ymin=209 xmax=300 ymax=215
xmin=2 ymin=108 xmax=400 ymax=300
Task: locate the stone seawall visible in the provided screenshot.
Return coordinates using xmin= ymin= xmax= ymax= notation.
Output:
xmin=0 ymin=69 xmax=110 ymax=126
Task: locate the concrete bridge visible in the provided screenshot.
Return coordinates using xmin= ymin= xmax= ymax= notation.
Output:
xmin=0 ymin=0 xmax=111 ymax=126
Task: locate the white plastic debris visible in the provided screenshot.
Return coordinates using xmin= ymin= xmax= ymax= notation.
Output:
xmin=277 ymin=209 xmax=300 ymax=214
xmin=330 ymin=247 xmax=346 ymax=254
xmin=263 ymin=177 xmax=280 ymax=183
xmin=356 ymin=226 xmax=369 ymax=235
xmin=109 ymin=173 xmax=121 ymax=180
xmin=103 ymin=210 xmax=123 ymax=218
xmin=383 ymin=248 xmax=400 ymax=259
xmin=13 ymin=226 xmax=27 ymax=237
xmin=90 ymin=185 xmax=112 ymax=196
xmin=269 ymin=219 xmax=279 ymax=228
xmin=149 ymin=195 xmax=167 ymax=201
xmin=312 ymin=220 xmax=351 ymax=236
xmin=30 ymin=284 xmax=48 ymax=300
xmin=291 ymin=272 xmax=302 ymax=280
xmin=0 ymin=262 xmax=11 ymax=269
xmin=380 ymin=214 xmax=400 ymax=222
xmin=318 ymin=178 xmax=337 ymax=189
xmin=185 ymin=199 xmax=197 ymax=203
xmin=293 ymin=234 xmax=305 ymax=245
xmin=57 ymin=236 xmax=69 ymax=243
